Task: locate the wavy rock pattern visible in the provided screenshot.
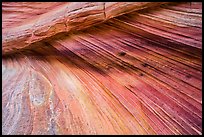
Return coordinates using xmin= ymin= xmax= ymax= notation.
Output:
xmin=2 ymin=2 xmax=168 ymax=55
xmin=2 ymin=2 xmax=202 ymax=135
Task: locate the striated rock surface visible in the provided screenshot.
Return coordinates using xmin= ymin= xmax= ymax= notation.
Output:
xmin=2 ymin=2 xmax=202 ymax=135
xmin=2 ymin=2 xmax=168 ymax=55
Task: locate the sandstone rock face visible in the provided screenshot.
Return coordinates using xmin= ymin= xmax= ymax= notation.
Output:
xmin=2 ymin=2 xmax=202 ymax=135
xmin=2 ymin=2 xmax=167 ymax=55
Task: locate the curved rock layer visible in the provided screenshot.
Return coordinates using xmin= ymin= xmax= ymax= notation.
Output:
xmin=2 ymin=2 xmax=202 ymax=135
xmin=2 ymin=2 xmax=168 ymax=55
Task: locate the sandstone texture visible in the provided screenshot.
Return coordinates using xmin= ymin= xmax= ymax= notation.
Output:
xmin=2 ymin=2 xmax=168 ymax=55
xmin=2 ymin=2 xmax=202 ymax=135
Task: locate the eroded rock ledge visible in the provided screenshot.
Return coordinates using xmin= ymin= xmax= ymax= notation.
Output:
xmin=2 ymin=2 xmax=168 ymax=55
